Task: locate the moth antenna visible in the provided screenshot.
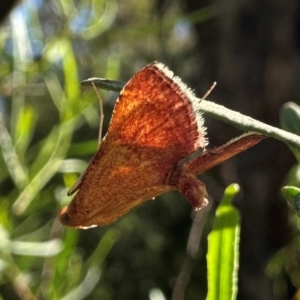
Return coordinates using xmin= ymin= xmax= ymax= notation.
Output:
xmin=92 ymin=82 xmax=104 ymax=146
xmin=201 ymin=81 xmax=217 ymax=100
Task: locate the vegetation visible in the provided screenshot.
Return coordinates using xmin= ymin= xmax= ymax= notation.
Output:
xmin=0 ymin=1 xmax=300 ymax=299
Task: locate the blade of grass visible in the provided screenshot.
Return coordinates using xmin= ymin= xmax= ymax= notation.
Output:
xmin=14 ymin=105 xmax=37 ymax=159
xmin=12 ymin=121 xmax=74 ymax=215
xmin=206 ymin=183 xmax=240 ymax=300
xmin=83 ymin=228 xmax=120 ymax=270
xmin=61 ymin=266 xmax=101 ymax=300
xmin=13 ymin=35 xmax=84 ymax=214
xmin=51 ymin=228 xmax=80 ymax=298
xmin=61 ymin=228 xmax=120 ymax=300
xmin=0 ymin=114 xmax=28 ymax=189
xmin=60 ymin=38 xmax=81 ymax=121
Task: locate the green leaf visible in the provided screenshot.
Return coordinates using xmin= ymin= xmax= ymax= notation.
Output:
xmin=50 ymin=227 xmax=80 ymax=299
xmin=206 ymin=184 xmax=240 ymax=300
xmin=280 ymin=102 xmax=300 ymax=160
xmin=13 ymin=121 xmax=74 ymax=215
xmin=0 ymin=116 xmax=28 ymax=189
xmin=14 ymin=105 xmax=37 ymax=158
xmin=83 ymin=228 xmax=120 ymax=271
xmin=281 ymin=186 xmax=300 ymax=216
xmin=60 ymin=229 xmax=120 ymax=300
xmin=60 ymin=39 xmax=81 ymax=121
xmin=280 ymin=102 xmax=300 ymax=136
xmin=68 ymin=140 xmax=98 ymax=156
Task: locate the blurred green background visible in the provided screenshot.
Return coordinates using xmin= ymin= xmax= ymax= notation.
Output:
xmin=1 ymin=0 xmax=300 ymax=299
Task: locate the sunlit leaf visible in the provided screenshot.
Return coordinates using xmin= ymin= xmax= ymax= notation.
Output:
xmin=206 ymin=184 xmax=240 ymax=300
xmin=14 ymin=105 xmax=37 ymax=158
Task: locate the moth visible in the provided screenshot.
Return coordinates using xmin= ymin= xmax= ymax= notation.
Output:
xmin=60 ymin=62 xmax=264 ymax=228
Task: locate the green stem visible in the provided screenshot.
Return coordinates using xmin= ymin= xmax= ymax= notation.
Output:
xmin=81 ymin=78 xmax=300 ymax=150
xmin=200 ymin=100 xmax=300 ymax=149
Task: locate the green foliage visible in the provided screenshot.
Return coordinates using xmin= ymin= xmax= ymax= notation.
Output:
xmin=280 ymin=102 xmax=300 ymax=213
xmin=5 ymin=0 xmax=297 ymax=296
xmin=0 ymin=1 xmax=129 ymax=299
xmin=282 ymin=186 xmax=300 ymax=215
xmin=206 ymin=184 xmax=240 ymax=300
xmin=264 ymin=102 xmax=300 ymax=299
xmin=280 ymin=102 xmax=300 ymax=161
xmin=0 ymin=1 xmax=217 ymax=299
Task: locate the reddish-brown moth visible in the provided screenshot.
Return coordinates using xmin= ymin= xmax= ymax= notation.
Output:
xmin=60 ymin=62 xmax=264 ymax=228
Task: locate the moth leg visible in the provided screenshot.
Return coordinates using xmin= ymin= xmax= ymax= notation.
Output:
xmin=170 ymin=165 xmax=208 ymax=210
xmin=91 ymin=82 xmax=104 ymax=146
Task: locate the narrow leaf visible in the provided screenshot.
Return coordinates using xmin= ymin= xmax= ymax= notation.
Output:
xmin=281 ymin=186 xmax=300 ymax=216
xmin=206 ymin=183 xmax=240 ymax=300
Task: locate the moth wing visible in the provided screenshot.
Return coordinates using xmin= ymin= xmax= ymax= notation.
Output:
xmin=105 ymin=62 xmax=207 ymax=161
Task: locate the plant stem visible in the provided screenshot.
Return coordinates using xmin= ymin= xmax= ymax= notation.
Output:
xmin=200 ymin=100 xmax=300 ymax=149
xmin=81 ymin=78 xmax=300 ymax=150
